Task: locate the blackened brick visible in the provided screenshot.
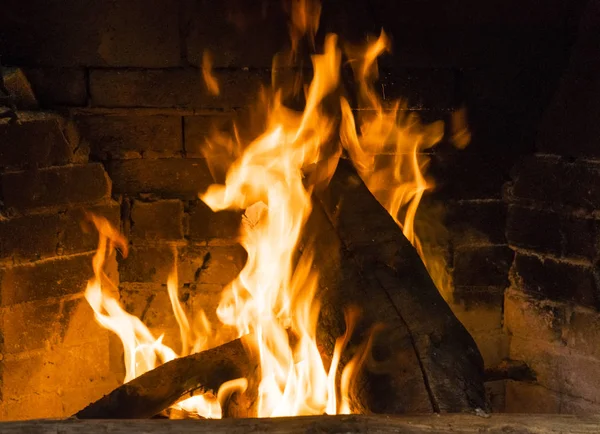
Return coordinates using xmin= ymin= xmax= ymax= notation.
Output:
xmin=188 ymin=200 xmax=241 ymax=243
xmin=1 ymin=163 xmax=111 ymax=210
xmin=380 ymin=69 xmax=455 ymax=110
xmin=178 ymin=245 xmax=246 ymax=286
xmin=0 ymin=253 xmax=94 ymax=306
xmin=119 ymin=246 xmax=175 ymax=284
xmin=0 ymin=0 xmax=180 ymax=67
xmin=24 ymin=68 xmax=87 ymax=106
xmin=107 ymin=158 xmax=213 ymax=199
xmin=89 ymin=69 xmax=268 ymax=109
xmin=562 ymin=216 xmax=600 ymax=260
xmin=506 ymin=206 xmax=561 ymax=255
xmin=184 ymin=114 xmax=233 ymax=156
xmin=131 ymin=200 xmax=184 ymax=242
xmin=185 ymin=0 xmax=288 ymax=68
xmin=453 ymin=245 xmax=513 ymax=287
xmin=511 ymin=156 xmax=600 ymax=210
xmin=447 ymin=200 xmax=507 ymax=247
xmin=0 ymin=113 xmax=72 ymax=169
xmin=77 ymin=115 xmax=183 ymax=159
xmin=513 ymin=253 xmax=599 ymax=308
xmin=0 ymin=213 xmax=60 ymax=262
xmin=510 ymin=155 xmax=562 ymax=205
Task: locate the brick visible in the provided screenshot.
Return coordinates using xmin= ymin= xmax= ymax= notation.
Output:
xmin=447 ymin=200 xmax=507 ymax=247
xmin=2 ymin=67 xmax=37 ymax=109
xmin=0 ymin=213 xmax=60 ymax=262
xmin=512 ymin=253 xmax=599 ymax=308
xmin=566 ymin=309 xmax=600 ymax=360
xmin=504 ymin=289 xmax=567 ymax=345
xmin=0 ymin=390 xmax=64 ymax=420
xmin=505 ymin=380 xmax=561 ymax=413
xmin=506 ymin=206 xmax=561 ymax=255
xmin=131 ymin=200 xmax=184 ymax=242
xmin=24 ymin=68 xmax=87 ymax=106
xmin=89 ymin=69 xmax=269 ymax=109
xmin=178 ymin=245 xmax=246 ymax=286
xmin=189 ymin=290 xmax=237 ymax=342
xmin=0 ymin=112 xmax=72 ymax=169
xmin=453 ymin=245 xmax=513 ymax=287
xmin=184 ymin=114 xmax=234 ymax=156
xmin=76 ymin=115 xmax=183 ymax=159
xmin=379 ymin=69 xmax=455 ymax=110
xmin=120 ymin=283 xmax=182 ymax=331
xmin=0 ymin=0 xmax=180 ymax=67
xmin=485 ymin=380 xmax=505 ymax=412
xmin=452 ymin=300 xmax=503 ymax=334
xmin=471 ymin=331 xmax=509 ymax=368
xmin=561 ymin=216 xmax=600 ymax=260
xmin=560 ymin=395 xmax=600 ymax=414
xmin=536 ymin=0 xmax=600 ymax=159
xmin=60 ymin=297 xmax=112 ymax=348
xmin=510 ymin=155 xmax=562 ymax=205
xmin=437 ymin=152 xmax=511 ymax=200
xmin=185 ymin=0 xmax=288 ymax=68
xmin=511 ymin=156 xmax=600 ymax=211
xmin=187 ymin=200 xmax=241 ymax=243
xmin=1 ymin=299 xmax=63 ymax=354
xmin=510 ymin=336 xmax=600 ymax=404
xmin=59 ymin=202 xmax=121 ymax=256
xmin=60 ymin=381 xmax=122 ymax=418
xmin=2 ymin=339 xmax=113 ymax=399
xmin=119 ymin=246 xmax=176 ymax=284
xmin=0 ymin=252 xmax=94 ymax=306
xmin=1 ymin=163 xmax=111 ymax=210
xmin=369 ymin=0 xmax=572 ymax=68
xmin=107 ymin=158 xmax=213 ymax=199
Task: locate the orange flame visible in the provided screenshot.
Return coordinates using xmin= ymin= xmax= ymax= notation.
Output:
xmin=83 ymin=0 xmax=464 ymax=419
xmin=340 ymin=30 xmax=460 ymax=299
xmin=202 ymin=50 xmax=220 ymax=96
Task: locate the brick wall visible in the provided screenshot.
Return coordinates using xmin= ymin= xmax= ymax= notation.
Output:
xmin=503 ymin=0 xmax=600 ymax=413
xmin=0 ymin=0 xmax=587 ymax=419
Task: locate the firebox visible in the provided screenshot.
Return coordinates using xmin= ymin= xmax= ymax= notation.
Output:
xmin=1 ymin=0 xmax=600 ymax=432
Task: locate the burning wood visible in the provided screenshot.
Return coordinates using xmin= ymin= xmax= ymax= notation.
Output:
xmin=75 ymin=337 xmax=256 ymax=419
xmin=73 ymin=0 xmax=487 ymax=420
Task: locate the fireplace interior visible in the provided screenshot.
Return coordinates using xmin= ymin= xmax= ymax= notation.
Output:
xmin=1 ymin=0 xmax=600 ymax=430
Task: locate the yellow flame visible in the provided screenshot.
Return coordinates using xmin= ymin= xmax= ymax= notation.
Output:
xmin=340 ymin=30 xmax=460 ymax=300
xmin=83 ymin=0 xmax=464 ymax=419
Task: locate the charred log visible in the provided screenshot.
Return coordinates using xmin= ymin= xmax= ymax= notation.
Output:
xmin=311 ymin=157 xmax=489 ymax=413
xmin=75 ymin=337 xmax=257 ymax=419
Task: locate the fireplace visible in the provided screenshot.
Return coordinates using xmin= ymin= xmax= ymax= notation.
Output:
xmin=1 ymin=0 xmax=599 ymax=429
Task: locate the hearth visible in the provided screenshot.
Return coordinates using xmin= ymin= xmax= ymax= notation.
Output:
xmin=1 ymin=0 xmax=600 ymax=430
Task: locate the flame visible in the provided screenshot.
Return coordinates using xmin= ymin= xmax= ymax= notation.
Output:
xmin=340 ymin=30 xmax=463 ymax=300
xmin=202 ymin=50 xmax=220 ymax=96
xmin=83 ymin=0 xmax=465 ymax=419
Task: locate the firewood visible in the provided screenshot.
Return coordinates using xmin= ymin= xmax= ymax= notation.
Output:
xmin=75 ymin=337 xmax=257 ymax=419
xmin=312 ymin=158 xmax=489 ymax=413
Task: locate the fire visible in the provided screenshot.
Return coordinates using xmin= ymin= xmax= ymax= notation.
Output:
xmin=83 ymin=0 xmax=463 ymax=420
xmin=340 ymin=31 xmax=466 ymax=300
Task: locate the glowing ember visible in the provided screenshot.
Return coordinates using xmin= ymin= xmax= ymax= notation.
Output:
xmin=83 ymin=0 xmax=461 ymax=419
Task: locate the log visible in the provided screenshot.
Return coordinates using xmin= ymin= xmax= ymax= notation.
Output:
xmin=75 ymin=337 xmax=256 ymax=419
xmin=311 ymin=158 xmax=488 ymax=413
xmin=2 ymin=414 xmax=600 ymax=434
